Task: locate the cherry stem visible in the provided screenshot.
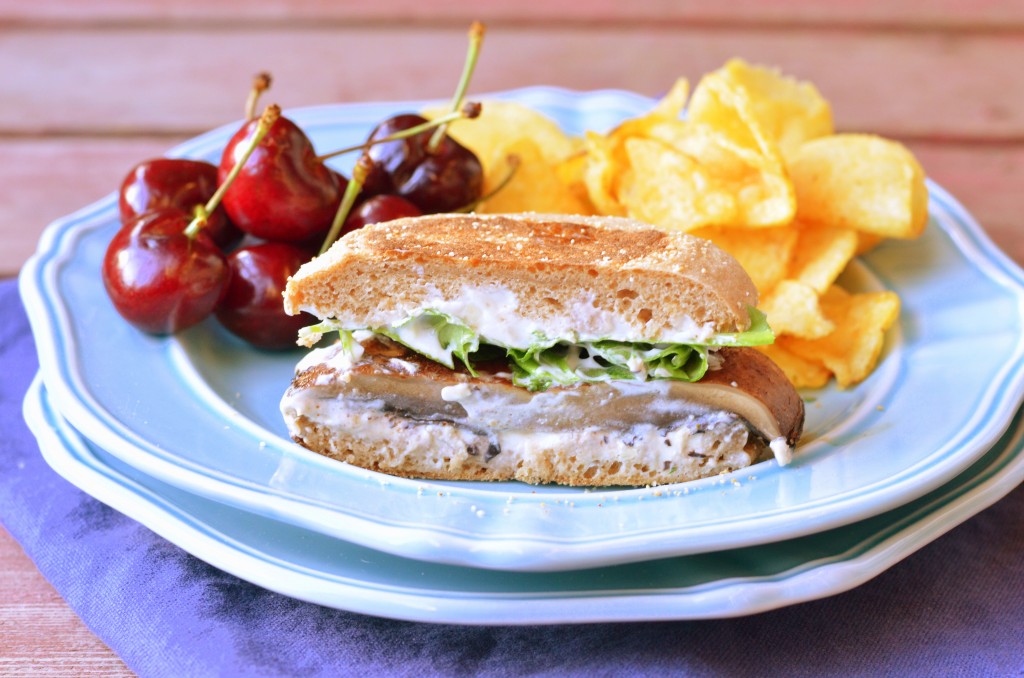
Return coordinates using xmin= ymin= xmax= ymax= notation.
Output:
xmin=319 ymin=154 xmax=372 ymax=256
xmin=454 ymin=153 xmax=520 ymax=212
xmin=185 ymin=104 xmax=280 ymax=239
xmin=245 ymin=72 xmax=272 ymax=122
xmin=428 ymin=21 xmax=485 ymax=153
xmin=316 ymin=102 xmax=481 ymax=163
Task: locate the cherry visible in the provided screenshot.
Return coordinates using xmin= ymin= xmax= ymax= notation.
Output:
xmin=104 ymin=105 xmax=280 ymax=336
xmin=396 ymin=131 xmax=483 ymax=213
xmin=360 ymin=113 xmax=423 ymax=196
xmin=361 ymin=114 xmax=482 ymax=213
xmin=103 ymin=208 xmax=228 ymax=334
xmin=218 ymin=114 xmax=344 ymax=243
xmin=341 ymin=194 xmax=422 ymax=237
xmin=350 ymin=23 xmax=486 ymax=213
xmin=216 ymin=242 xmax=315 ymax=349
xmin=119 ymin=158 xmax=242 ymax=251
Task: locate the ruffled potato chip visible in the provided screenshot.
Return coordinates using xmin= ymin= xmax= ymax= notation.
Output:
xmin=788 ymin=134 xmax=929 ymax=239
xmin=478 ymin=140 xmax=593 ymax=215
xmin=692 ymin=224 xmax=798 ymax=292
xmin=783 ymin=285 xmax=901 ymax=388
xmin=619 ymin=136 xmax=738 ymax=231
xmin=759 ymin=280 xmax=835 ymax=339
xmin=789 ymin=224 xmax=859 ymax=294
xmin=756 ymin=341 xmax=832 ymax=389
xmin=429 ymin=100 xmax=578 ymax=176
xmin=690 ymin=58 xmax=833 ymax=161
xmin=581 ymin=130 xmax=628 ymax=216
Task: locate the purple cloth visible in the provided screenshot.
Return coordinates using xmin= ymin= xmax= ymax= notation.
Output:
xmin=1 ymin=276 xmax=1022 ymax=677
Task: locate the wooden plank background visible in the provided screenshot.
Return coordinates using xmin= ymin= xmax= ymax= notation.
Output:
xmin=2 ymin=2 xmax=1022 ymax=675
xmin=2 ymin=4 xmax=1023 ymax=275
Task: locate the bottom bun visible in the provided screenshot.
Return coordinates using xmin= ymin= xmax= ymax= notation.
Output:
xmin=288 ymin=408 xmax=764 ymax=487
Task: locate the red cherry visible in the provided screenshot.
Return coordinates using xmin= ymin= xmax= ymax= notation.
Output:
xmin=398 ymin=137 xmax=483 ymax=213
xmin=102 ymin=209 xmax=228 ymax=335
xmin=362 ymin=114 xmax=482 ymax=213
xmin=119 ymin=158 xmax=243 ymax=251
xmin=361 ymin=113 xmax=428 ymax=196
xmin=341 ymin=194 xmax=422 ymax=237
xmin=215 ymin=242 xmax=314 ymax=349
xmin=218 ymin=115 xmax=344 ymax=243
xmin=357 ymin=23 xmax=486 ymax=213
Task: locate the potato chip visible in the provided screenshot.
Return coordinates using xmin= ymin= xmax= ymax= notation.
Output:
xmin=581 ymin=131 xmax=628 ymax=216
xmin=674 ymin=73 xmax=796 ymax=227
xmin=619 ymin=136 xmax=730 ymax=230
xmin=855 ymin=232 xmax=885 ymax=255
xmin=609 ymin=124 xmax=794 ymax=230
xmin=691 ymin=59 xmax=833 ymax=160
xmin=687 ymin=69 xmax=768 ymax=158
xmin=554 ymin=151 xmax=596 ymax=214
xmin=788 ymin=134 xmax=929 ymax=239
xmin=789 ymin=224 xmax=858 ymax=294
xmin=650 ymin=78 xmax=690 ymax=119
xmin=658 ymin=122 xmax=796 ymax=227
xmin=783 ymin=285 xmax=900 ymax=387
xmin=428 ymin=100 xmax=578 ymax=176
xmin=760 ymin=280 xmax=835 ymax=339
xmin=686 ymin=65 xmax=789 ymax=164
xmin=692 ymin=224 xmax=798 ymax=292
xmin=756 ymin=342 xmax=832 ymax=389
xmin=478 ymin=139 xmax=593 ymax=215
xmin=575 ymin=71 xmax=796 ymax=231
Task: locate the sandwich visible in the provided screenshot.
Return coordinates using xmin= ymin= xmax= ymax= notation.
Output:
xmin=280 ymin=213 xmax=804 ymax=486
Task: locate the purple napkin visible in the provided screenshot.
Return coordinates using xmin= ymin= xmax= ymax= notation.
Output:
xmin=2 ymin=277 xmax=1023 ymax=677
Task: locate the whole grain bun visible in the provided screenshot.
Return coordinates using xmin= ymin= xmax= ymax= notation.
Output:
xmin=286 ymin=413 xmax=761 ymax=486
xmin=283 ymin=213 xmax=759 ymax=344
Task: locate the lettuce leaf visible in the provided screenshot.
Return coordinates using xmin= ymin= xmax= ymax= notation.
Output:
xmin=708 ymin=307 xmax=774 ymax=347
xmin=300 ymin=306 xmax=774 ymax=392
xmin=507 ymin=340 xmax=708 ymax=391
xmin=297 ymin=318 xmax=347 ymax=347
xmin=378 ymin=310 xmax=480 ymax=372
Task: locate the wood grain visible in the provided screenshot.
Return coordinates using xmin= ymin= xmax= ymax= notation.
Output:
xmin=3 ymin=0 xmax=1023 ymax=28
xmin=0 ymin=527 xmax=132 ymax=676
xmin=0 ymin=139 xmax=181 ymax=277
xmin=1 ymin=28 xmax=1021 ymax=139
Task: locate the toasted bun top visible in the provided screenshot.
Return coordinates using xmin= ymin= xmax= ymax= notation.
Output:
xmin=284 ymin=213 xmax=759 ymax=345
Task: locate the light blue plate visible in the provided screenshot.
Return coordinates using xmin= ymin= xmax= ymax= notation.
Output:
xmin=18 ymin=88 xmax=1024 ymax=571
xmin=24 ymin=377 xmax=1024 ymax=623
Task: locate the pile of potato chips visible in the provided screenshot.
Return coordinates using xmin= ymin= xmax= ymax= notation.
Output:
xmin=438 ymin=59 xmax=929 ymax=388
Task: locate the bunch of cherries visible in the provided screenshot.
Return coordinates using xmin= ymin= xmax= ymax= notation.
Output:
xmin=103 ymin=24 xmax=488 ymax=350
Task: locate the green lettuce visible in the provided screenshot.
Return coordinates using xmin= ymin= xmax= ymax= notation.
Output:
xmin=708 ymin=307 xmax=774 ymax=347
xmin=301 ymin=306 xmax=774 ymax=392
xmin=506 ymin=340 xmax=708 ymax=391
xmin=379 ymin=311 xmax=480 ymax=372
